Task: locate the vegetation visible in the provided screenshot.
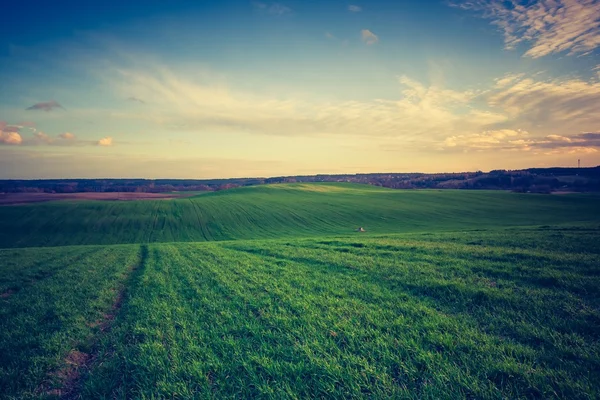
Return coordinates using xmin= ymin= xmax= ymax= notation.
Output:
xmin=0 ymin=183 xmax=599 ymax=248
xmin=1 ymin=166 xmax=599 ymax=194
xmin=0 ymin=245 xmax=141 ymax=398
xmin=0 ymin=183 xmax=599 ymax=399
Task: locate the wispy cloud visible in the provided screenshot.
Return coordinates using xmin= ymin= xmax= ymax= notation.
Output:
xmin=105 ymin=65 xmax=508 ymax=146
xmin=487 ymin=73 xmax=600 ymax=128
xmin=452 ymin=0 xmax=600 ymax=58
xmin=97 ymin=136 xmax=113 ymax=146
xmin=26 ymin=100 xmax=65 ymax=112
xmin=325 ymin=31 xmax=336 ymax=40
xmin=126 ymin=96 xmax=145 ymax=104
xmin=348 ymin=5 xmax=362 ymax=12
xmin=361 ymin=29 xmax=378 ymax=45
xmin=98 ymin=58 xmax=600 ymax=157
xmin=253 ymin=2 xmax=292 ymax=15
xmin=444 ymin=130 xmax=600 ymax=155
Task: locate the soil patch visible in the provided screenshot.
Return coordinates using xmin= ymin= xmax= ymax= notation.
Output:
xmin=0 ymin=192 xmax=197 ymax=205
xmin=44 ymin=350 xmax=92 ymax=398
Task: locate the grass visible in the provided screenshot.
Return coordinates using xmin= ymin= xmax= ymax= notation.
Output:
xmin=0 ymin=183 xmax=599 ymax=399
xmin=0 ymin=245 xmax=142 ymax=398
xmin=0 ymin=183 xmax=598 ymax=248
xmin=78 ymin=229 xmax=600 ymax=399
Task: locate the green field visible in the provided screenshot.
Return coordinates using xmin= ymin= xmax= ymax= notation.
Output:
xmin=1 ymin=184 xmax=599 ymax=399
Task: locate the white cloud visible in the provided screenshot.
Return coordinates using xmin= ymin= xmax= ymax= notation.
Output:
xmin=361 ymin=29 xmax=379 ymax=45
xmin=348 ymin=5 xmax=362 ymax=12
xmin=60 ymin=132 xmax=76 ymax=140
xmin=0 ymin=130 xmax=23 ymax=145
xmin=546 ymin=134 xmax=572 ymax=142
xmin=444 ymin=129 xmax=529 ymax=150
xmin=97 ymin=137 xmax=113 ymax=146
xmin=453 ymin=0 xmax=600 ymax=58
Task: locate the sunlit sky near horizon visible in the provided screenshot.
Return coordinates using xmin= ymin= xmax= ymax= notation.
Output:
xmin=1 ymin=0 xmax=599 ymax=179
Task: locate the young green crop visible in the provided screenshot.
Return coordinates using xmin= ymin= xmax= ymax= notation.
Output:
xmin=79 ymin=228 xmax=600 ymax=399
xmin=0 ymin=245 xmax=141 ymax=399
xmin=0 ymin=184 xmax=598 ymax=248
xmin=1 ymin=184 xmax=599 ymax=399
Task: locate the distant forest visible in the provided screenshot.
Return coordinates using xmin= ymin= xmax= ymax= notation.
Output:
xmin=1 ymin=167 xmax=599 ymax=194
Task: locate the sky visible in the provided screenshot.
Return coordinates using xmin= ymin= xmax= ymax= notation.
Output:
xmin=1 ymin=0 xmax=599 ymax=179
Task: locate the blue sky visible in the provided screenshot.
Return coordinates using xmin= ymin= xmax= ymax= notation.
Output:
xmin=1 ymin=0 xmax=599 ymax=178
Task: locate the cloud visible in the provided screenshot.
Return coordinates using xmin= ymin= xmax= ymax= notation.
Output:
xmin=452 ymin=0 xmax=600 ymax=58
xmin=126 ymin=96 xmax=145 ymax=104
xmin=269 ymin=3 xmax=291 ymax=15
xmin=26 ymin=100 xmax=64 ymax=112
xmin=348 ymin=5 xmax=362 ymax=12
xmin=33 ymin=132 xmax=53 ymax=144
xmin=443 ymin=130 xmax=600 ymax=154
xmin=0 ymin=121 xmax=24 ymax=145
xmin=21 ymin=131 xmax=84 ymax=146
xmin=487 ymin=73 xmax=600 ymax=129
xmin=325 ymin=32 xmax=336 ymax=40
xmin=361 ymin=29 xmax=378 ymax=45
xmin=106 ymin=65 xmax=511 ymax=146
xmin=59 ymin=132 xmax=76 ymax=140
xmin=253 ymin=2 xmax=292 ymax=15
xmin=97 ymin=136 xmax=113 ymax=146
xmin=0 ymin=130 xmax=23 ymax=145
xmin=103 ymin=62 xmax=600 ymax=158
xmin=0 ymin=122 xmax=103 ymax=147
xmin=444 ymin=129 xmax=528 ymax=150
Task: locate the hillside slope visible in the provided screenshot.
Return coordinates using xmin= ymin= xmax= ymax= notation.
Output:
xmin=0 ymin=183 xmax=598 ymax=248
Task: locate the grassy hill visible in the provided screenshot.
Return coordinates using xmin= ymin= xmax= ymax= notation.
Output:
xmin=0 ymin=183 xmax=599 ymax=248
xmin=1 ymin=183 xmax=599 ymax=398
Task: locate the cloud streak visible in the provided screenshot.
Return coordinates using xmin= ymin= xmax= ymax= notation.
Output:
xmin=253 ymin=2 xmax=292 ymax=15
xmin=488 ymin=73 xmax=600 ymax=128
xmin=348 ymin=5 xmax=362 ymax=12
xmin=444 ymin=130 xmax=600 ymax=155
xmin=127 ymin=96 xmax=145 ymax=104
xmin=106 ymin=65 xmax=510 ymax=146
xmin=452 ymin=0 xmax=600 ymax=58
xmin=26 ymin=100 xmax=65 ymax=112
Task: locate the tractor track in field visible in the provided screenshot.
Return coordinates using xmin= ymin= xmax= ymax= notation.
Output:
xmin=37 ymin=245 xmax=149 ymax=400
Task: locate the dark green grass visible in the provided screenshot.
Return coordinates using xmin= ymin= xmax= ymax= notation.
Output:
xmin=0 ymin=245 xmax=141 ymax=399
xmin=0 ymin=183 xmax=598 ymax=248
xmin=76 ymin=228 xmax=600 ymax=399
